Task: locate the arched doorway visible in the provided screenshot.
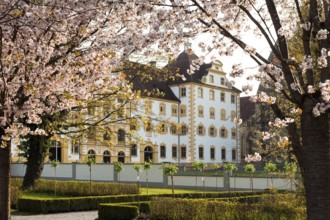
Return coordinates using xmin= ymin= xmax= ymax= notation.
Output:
xmin=118 ymin=151 xmax=125 ymax=163
xmin=103 ymin=151 xmax=111 ymax=163
xmin=144 ymin=146 xmax=153 ymax=162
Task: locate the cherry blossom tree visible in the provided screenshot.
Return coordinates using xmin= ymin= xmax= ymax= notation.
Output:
xmin=144 ymin=1 xmax=328 ymax=219
xmin=1 ymin=1 xmax=329 ymax=219
xmin=0 ymin=1 xmax=177 ymax=218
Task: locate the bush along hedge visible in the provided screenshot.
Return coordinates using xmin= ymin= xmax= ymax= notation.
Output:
xmin=17 ymin=195 xmax=154 ymax=213
xmin=98 ymin=202 xmax=150 ymax=220
xmin=149 ymin=194 xmax=306 ymax=220
xmin=17 ymin=191 xmax=273 ymax=213
xmin=30 ymin=179 xmax=139 ymax=196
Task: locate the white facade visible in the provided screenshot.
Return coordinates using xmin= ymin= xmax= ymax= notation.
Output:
xmin=129 ymin=61 xmax=240 ymax=164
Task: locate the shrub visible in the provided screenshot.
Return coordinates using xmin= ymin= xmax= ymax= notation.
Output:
xmin=17 ymin=191 xmax=267 ymax=213
xmin=149 ymin=194 xmax=306 ymax=220
xmin=98 ymin=202 xmax=150 ymax=220
xmin=99 ymin=204 xmax=138 ymax=220
xmin=17 ymin=194 xmax=154 ymax=213
xmin=31 ymin=179 xmax=138 ymax=196
xmin=10 ymin=186 xmax=22 ymax=209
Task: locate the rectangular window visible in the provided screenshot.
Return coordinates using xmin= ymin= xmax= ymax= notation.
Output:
xmin=180 ymin=107 xmax=186 ymax=116
xmin=209 ymin=90 xmax=215 ymax=100
xmin=171 ymin=124 xmax=177 ymax=134
xmin=160 ymin=104 xmax=166 ymax=115
xmin=221 ymin=148 xmax=226 ymax=160
xmin=220 ymin=128 xmax=226 ymax=138
xmin=209 ymin=75 xmax=214 ymax=83
xmin=210 ymin=127 xmax=215 ymax=136
xmin=145 ymin=121 xmax=152 ymax=132
xmin=181 ymin=146 xmax=186 ymax=158
xmin=231 ymin=94 xmax=236 ymax=103
xmin=198 ymin=126 xmax=204 ymax=135
xmin=171 ymin=106 xmax=177 ymax=116
xmin=160 ymin=124 xmax=166 ymax=133
xmin=221 ymin=77 xmax=225 ymax=85
xmin=160 ymin=145 xmax=166 ymax=158
xmin=180 ymin=87 xmax=187 ymax=97
xmin=131 ymin=144 xmax=137 ymax=156
xmin=172 ymin=146 xmax=177 ymax=158
xmin=232 ymin=129 xmax=236 ymax=139
xmin=181 ymin=125 xmax=187 ymax=135
xmin=210 ymin=148 xmax=215 ymax=160
xmin=198 ymin=88 xmax=203 ymax=98
xmin=198 ymin=107 xmax=204 ymax=117
xmin=199 ymin=147 xmax=204 ymax=159
xmin=232 ymin=149 xmax=236 ymax=161
xmin=220 ymin=92 xmax=225 ymax=102
xmin=210 ymin=109 xmax=215 ymax=119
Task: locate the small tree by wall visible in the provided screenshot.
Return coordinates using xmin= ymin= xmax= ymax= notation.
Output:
xmin=245 ymin=164 xmax=256 ymax=192
xmin=143 ymin=160 xmax=152 ymax=195
xmin=161 ymin=163 xmax=179 ymax=195
xmin=85 ymin=157 xmax=95 ymax=195
xmin=263 ymin=162 xmax=277 ymax=187
xmin=50 ymin=160 xmax=60 ymax=196
xmin=283 ymin=162 xmax=298 ymax=191
xmin=210 ymin=163 xmax=221 ymax=191
xmin=224 ymin=163 xmax=238 ymax=193
xmin=192 ymin=161 xmax=207 ymax=193
xmin=114 ymin=162 xmax=124 ymax=183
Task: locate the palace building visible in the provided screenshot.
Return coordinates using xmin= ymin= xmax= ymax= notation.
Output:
xmin=13 ymin=49 xmax=241 ymax=165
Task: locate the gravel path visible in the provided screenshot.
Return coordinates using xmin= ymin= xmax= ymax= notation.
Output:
xmin=12 ymin=211 xmax=98 ymax=220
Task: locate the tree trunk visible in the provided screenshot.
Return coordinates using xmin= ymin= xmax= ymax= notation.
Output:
xmin=301 ymin=97 xmax=330 ymax=220
xmin=0 ymin=141 xmax=11 ymax=220
xmin=22 ymin=135 xmax=50 ymax=189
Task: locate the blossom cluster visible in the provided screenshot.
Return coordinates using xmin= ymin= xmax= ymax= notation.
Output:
xmin=250 ymin=92 xmax=276 ymax=104
xmin=312 ymin=80 xmax=330 ymax=116
xmin=245 ymin=152 xmax=262 ymax=163
xmin=268 ymin=118 xmax=295 ymax=128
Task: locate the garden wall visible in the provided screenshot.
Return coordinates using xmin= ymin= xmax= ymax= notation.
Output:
xmin=11 ymin=163 xmax=294 ymax=190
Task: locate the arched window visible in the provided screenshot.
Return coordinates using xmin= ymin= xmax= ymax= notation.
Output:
xmin=118 ymin=151 xmax=125 ymax=163
xmin=221 ymin=109 xmax=226 ymax=120
xmin=103 ymin=151 xmax=110 ymax=163
xmin=170 ymin=123 xmax=177 ymax=135
xmin=103 ymin=129 xmax=111 ymax=140
xmin=209 ymin=126 xmax=217 ymax=137
xmin=197 ymin=124 xmax=205 ymax=136
xmin=88 ymin=149 xmax=96 ymax=160
xmin=220 ymin=127 xmax=228 ymax=138
xmin=181 ymin=124 xmax=188 ymax=135
xmin=118 ymin=129 xmax=125 ymax=142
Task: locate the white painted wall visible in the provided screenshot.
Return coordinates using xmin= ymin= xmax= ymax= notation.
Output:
xmin=10 ymin=164 xmax=293 ymax=191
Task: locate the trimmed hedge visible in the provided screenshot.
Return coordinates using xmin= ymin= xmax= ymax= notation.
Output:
xmin=98 ymin=204 xmax=138 ymax=220
xmin=98 ymin=202 xmax=150 ymax=220
xmin=31 ymin=179 xmax=139 ymax=196
xmin=17 ymin=191 xmax=266 ymax=213
xmin=149 ymin=195 xmax=306 ymax=220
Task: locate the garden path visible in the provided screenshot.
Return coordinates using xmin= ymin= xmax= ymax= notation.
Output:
xmin=12 ymin=210 xmax=98 ymax=220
